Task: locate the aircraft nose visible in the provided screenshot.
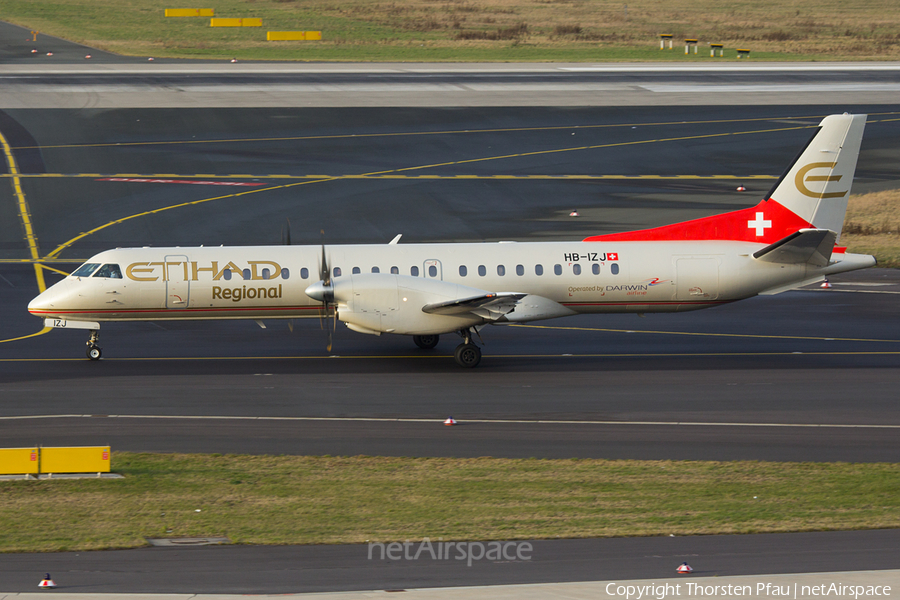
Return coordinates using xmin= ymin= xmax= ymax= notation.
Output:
xmin=28 ymin=280 xmax=69 ymax=316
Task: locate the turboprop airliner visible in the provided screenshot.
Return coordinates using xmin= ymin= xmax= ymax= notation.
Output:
xmin=28 ymin=114 xmax=875 ymax=367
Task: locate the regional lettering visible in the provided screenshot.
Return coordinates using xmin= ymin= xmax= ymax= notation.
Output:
xmin=212 ymin=285 xmax=282 ymax=302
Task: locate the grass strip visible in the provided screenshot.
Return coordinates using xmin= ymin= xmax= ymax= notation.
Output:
xmin=843 ymin=190 xmax=900 ymax=268
xmin=1 ymin=453 xmax=898 ymax=553
xmin=4 ymin=0 xmax=900 ymax=61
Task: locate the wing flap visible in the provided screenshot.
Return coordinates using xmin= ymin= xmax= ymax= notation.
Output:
xmin=422 ymin=292 xmax=526 ymax=321
xmin=753 ymin=229 xmax=836 ymax=267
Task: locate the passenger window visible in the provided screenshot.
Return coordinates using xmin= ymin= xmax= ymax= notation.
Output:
xmin=334 ymin=267 xmax=342 ymax=278
xmin=281 ymin=268 xmax=290 ymax=280
xmin=93 ymin=264 xmax=122 ymax=279
xmin=611 ymin=263 xmax=619 ymax=275
xmin=300 ymin=267 xmax=309 ymax=279
xmin=554 ymin=264 xmax=562 ymax=276
xmin=261 ymin=268 xmax=271 ymax=280
xmin=497 ymin=265 xmax=506 ymax=276
xmin=411 ymin=266 xmax=419 ymax=277
xmin=535 ymin=264 xmax=543 ymax=276
xmin=352 ymin=266 xmax=361 ymax=274
xmin=459 ymin=265 xmax=467 ymax=277
xmin=391 ymin=266 xmax=399 ymax=274
xmin=372 ymin=266 xmax=380 ymax=274
xmin=428 ymin=265 xmax=437 ymax=277
xmin=573 ymin=264 xmax=581 ymax=275
xmin=242 ymin=268 xmax=251 ymax=280
xmin=592 ymin=264 xmax=600 ymax=275
xmin=516 ymin=264 xmax=524 ymax=276
xmin=478 ymin=265 xmax=486 ymax=276
xmin=72 ymin=263 xmax=100 ymax=278
xmin=223 ymin=269 xmax=233 ymax=281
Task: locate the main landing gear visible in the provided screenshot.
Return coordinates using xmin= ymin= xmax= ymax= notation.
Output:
xmin=453 ymin=328 xmax=482 ymax=369
xmin=413 ymin=334 xmax=440 ymax=350
xmin=412 ymin=330 xmax=482 ymax=367
xmin=86 ymin=330 xmax=101 ymax=360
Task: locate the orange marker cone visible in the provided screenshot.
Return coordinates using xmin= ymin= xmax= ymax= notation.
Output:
xmin=820 ymin=280 xmax=832 ymax=289
xmin=736 ymin=185 xmax=747 ymax=191
xmin=676 ymin=562 xmax=693 ymax=574
xmin=444 ymin=417 xmax=457 ymax=426
xmin=39 ymin=573 xmax=56 ymax=588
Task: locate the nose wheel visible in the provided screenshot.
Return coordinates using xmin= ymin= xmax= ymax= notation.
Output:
xmin=86 ymin=330 xmax=102 ymax=360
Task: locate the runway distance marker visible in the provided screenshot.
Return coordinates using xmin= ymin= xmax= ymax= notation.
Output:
xmin=2 ymin=414 xmax=899 ymax=429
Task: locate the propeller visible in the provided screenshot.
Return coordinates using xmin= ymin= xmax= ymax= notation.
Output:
xmin=304 ymin=230 xmax=337 ymax=352
xmin=281 ymin=218 xmax=292 ymax=246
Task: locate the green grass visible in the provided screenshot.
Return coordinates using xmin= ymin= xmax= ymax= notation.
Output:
xmin=1 ymin=453 xmax=898 ymax=552
xmin=843 ymin=190 xmax=900 ymax=268
xmin=4 ymin=0 xmax=900 ymax=61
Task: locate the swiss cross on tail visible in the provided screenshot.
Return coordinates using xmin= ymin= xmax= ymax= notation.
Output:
xmin=583 ymin=114 xmax=867 ymax=247
xmin=747 ymin=212 xmax=772 ymax=237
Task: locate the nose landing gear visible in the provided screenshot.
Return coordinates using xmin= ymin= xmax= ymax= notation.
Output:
xmin=86 ymin=330 xmax=102 ymax=360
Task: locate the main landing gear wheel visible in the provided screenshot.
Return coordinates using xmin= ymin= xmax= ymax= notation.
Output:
xmin=454 ymin=343 xmax=481 ymax=368
xmin=413 ymin=334 xmax=440 ymax=350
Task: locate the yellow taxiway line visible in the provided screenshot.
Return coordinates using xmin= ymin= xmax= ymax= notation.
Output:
xmin=1 ymin=350 xmax=899 ymax=362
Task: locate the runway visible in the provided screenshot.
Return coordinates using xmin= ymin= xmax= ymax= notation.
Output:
xmin=1 ymin=21 xmax=900 ymax=594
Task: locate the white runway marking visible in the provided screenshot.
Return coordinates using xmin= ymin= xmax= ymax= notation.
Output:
xmin=2 ymin=414 xmax=898 ymax=429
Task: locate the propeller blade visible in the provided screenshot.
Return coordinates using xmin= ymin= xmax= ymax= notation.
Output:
xmin=282 ymin=218 xmax=292 ymax=246
xmin=319 ymin=229 xmax=330 ymax=286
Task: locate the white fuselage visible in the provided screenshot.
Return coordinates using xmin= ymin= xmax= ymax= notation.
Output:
xmin=28 ymin=240 xmax=871 ymax=337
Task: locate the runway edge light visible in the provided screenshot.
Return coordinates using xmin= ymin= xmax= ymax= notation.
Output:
xmin=676 ymin=562 xmax=693 ymax=574
xmin=39 ymin=573 xmax=56 ymax=588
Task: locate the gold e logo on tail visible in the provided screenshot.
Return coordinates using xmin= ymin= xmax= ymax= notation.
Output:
xmin=794 ymin=162 xmax=847 ymax=199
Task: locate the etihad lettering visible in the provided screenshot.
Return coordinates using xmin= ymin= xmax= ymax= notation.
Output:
xmin=125 ymin=260 xmax=282 ymax=282
xmin=212 ymin=285 xmax=283 ymax=302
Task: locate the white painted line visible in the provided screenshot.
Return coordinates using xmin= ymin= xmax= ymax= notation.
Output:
xmin=1 ymin=414 xmax=898 ymax=429
xmin=643 ymin=83 xmax=900 ymax=93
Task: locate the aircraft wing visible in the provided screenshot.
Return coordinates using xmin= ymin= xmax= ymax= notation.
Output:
xmin=422 ymin=292 xmax=527 ymax=321
xmin=753 ymin=229 xmax=837 ymax=267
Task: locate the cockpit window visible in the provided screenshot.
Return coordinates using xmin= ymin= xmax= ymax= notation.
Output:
xmin=93 ymin=264 xmax=123 ymax=279
xmin=72 ymin=263 xmax=100 ymax=278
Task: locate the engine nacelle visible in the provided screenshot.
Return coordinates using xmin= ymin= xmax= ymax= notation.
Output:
xmin=333 ymin=274 xmax=490 ymax=335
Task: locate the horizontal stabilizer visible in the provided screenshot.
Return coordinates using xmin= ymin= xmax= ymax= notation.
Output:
xmin=422 ymin=292 xmax=526 ymax=321
xmin=753 ymin=229 xmax=836 ymax=266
